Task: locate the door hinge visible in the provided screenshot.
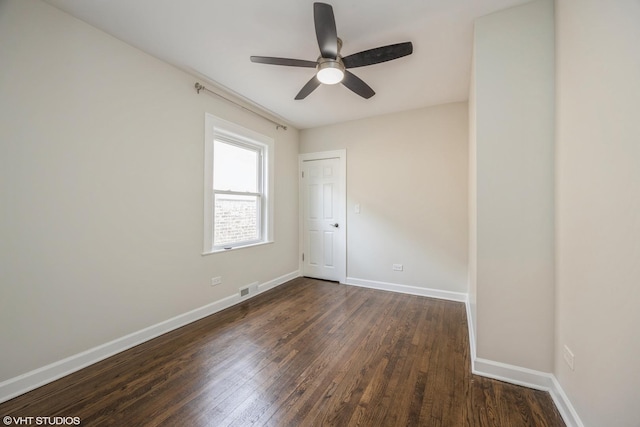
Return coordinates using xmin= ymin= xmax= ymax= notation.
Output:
xmin=302 ymin=253 xmax=305 ymax=261
xmin=301 ymin=171 xmax=304 ymax=178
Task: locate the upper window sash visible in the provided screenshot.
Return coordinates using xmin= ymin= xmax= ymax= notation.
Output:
xmin=213 ymin=139 xmax=263 ymax=194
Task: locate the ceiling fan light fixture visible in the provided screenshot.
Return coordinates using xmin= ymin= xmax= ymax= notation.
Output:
xmin=316 ymin=58 xmax=345 ymax=85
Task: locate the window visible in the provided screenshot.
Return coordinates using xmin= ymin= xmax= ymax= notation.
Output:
xmin=203 ymin=115 xmax=274 ymax=254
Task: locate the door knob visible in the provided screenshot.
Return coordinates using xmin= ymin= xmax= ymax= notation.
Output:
xmin=330 ymin=223 xmax=339 ymax=228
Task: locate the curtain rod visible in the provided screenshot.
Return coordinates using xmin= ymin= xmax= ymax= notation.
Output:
xmin=194 ymin=82 xmax=288 ymax=131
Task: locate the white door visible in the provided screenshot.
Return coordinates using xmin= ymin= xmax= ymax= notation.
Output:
xmin=301 ymin=155 xmax=345 ymax=282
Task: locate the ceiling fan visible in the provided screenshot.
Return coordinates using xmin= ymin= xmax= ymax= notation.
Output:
xmin=250 ymin=2 xmax=413 ymax=100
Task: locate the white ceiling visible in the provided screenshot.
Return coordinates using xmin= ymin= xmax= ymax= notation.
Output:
xmin=44 ymin=0 xmax=530 ymax=129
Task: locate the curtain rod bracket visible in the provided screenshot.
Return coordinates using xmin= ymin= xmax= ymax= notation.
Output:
xmin=194 ymin=82 xmax=287 ymax=131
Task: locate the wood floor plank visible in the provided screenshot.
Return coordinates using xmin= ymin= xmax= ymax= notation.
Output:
xmin=0 ymin=277 xmax=565 ymax=426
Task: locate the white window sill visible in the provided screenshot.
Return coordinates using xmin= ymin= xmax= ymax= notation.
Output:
xmin=201 ymin=240 xmax=273 ymax=256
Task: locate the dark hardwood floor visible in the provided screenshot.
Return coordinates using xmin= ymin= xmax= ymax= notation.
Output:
xmin=0 ymin=277 xmax=564 ymax=426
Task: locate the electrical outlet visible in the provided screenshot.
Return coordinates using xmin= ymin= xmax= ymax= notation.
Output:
xmin=563 ymin=345 xmax=575 ymax=371
xmin=392 ymin=264 xmax=403 ymax=271
xmin=211 ymin=276 xmax=222 ymax=286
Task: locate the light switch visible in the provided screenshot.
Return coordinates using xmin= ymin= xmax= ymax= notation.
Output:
xmin=355 ymin=203 xmax=361 ymax=214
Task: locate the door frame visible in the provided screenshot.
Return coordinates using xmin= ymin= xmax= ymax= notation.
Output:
xmin=298 ymin=149 xmax=347 ymax=283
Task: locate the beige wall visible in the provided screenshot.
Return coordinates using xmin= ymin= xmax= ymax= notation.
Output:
xmin=0 ymin=0 xmax=299 ymax=382
xmin=300 ymin=103 xmax=468 ymax=294
xmin=555 ymin=0 xmax=640 ymax=425
xmin=471 ymin=0 xmax=555 ymax=372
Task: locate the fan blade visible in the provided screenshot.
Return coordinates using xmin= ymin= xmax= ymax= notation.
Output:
xmin=342 ymin=71 xmax=375 ymax=99
xmin=343 ymin=42 xmax=413 ymax=69
xmin=250 ymin=56 xmax=317 ymax=68
xmin=314 ymin=2 xmax=338 ymax=59
xmin=295 ymin=76 xmax=322 ymax=100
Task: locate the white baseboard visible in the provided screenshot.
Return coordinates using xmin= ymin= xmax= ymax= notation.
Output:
xmin=471 ymin=357 xmax=584 ymax=427
xmin=344 ymin=277 xmax=468 ymax=303
xmin=258 ymin=270 xmax=299 ymax=293
xmin=464 ymin=294 xmax=477 ymax=362
xmin=548 ymin=375 xmax=585 ymax=427
xmin=0 ymin=270 xmax=300 ymax=404
xmin=473 ymin=357 xmax=555 ymax=390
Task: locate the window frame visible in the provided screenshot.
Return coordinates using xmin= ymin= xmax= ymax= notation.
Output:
xmin=203 ymin=114 xmax=274 ymax=255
